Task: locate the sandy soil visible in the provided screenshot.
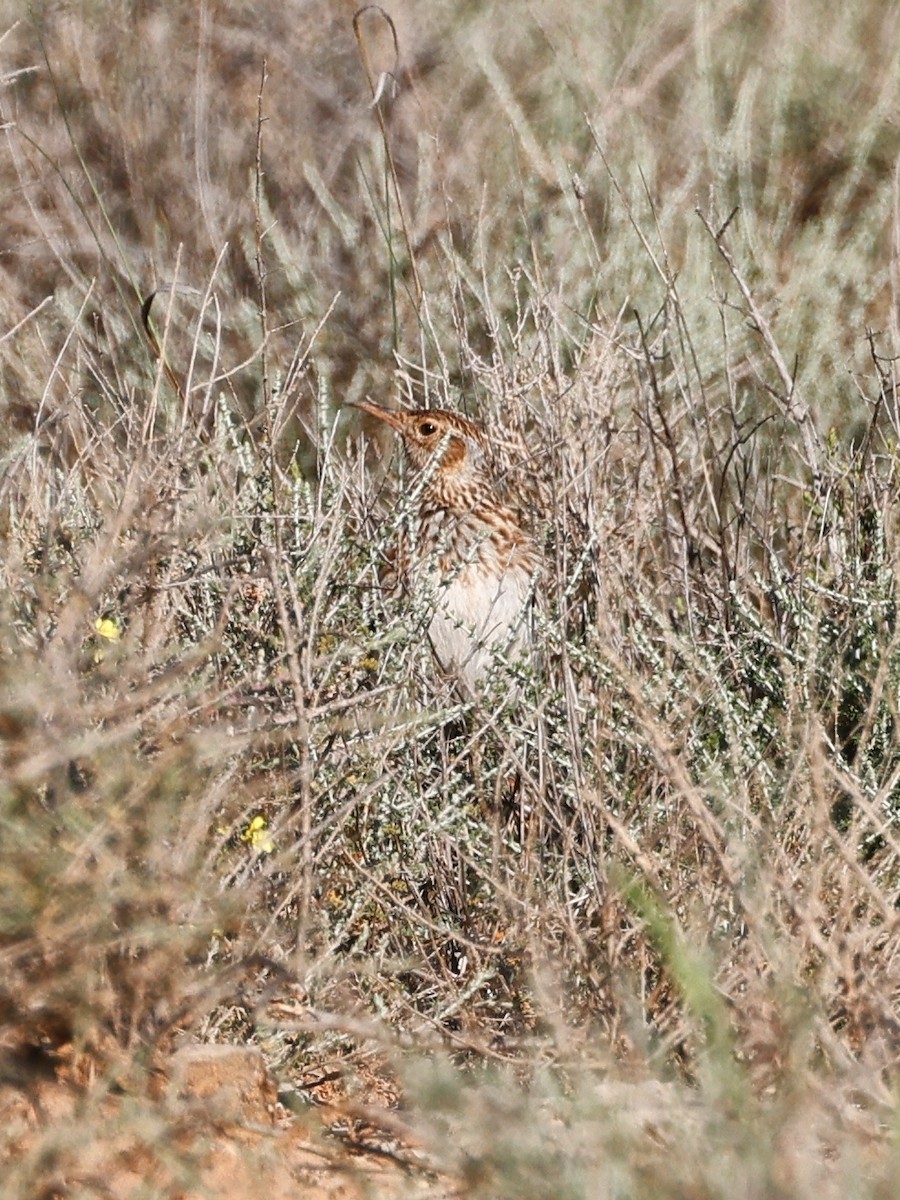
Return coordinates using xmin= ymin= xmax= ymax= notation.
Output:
xmin=0 ymin=1044 xmax=449 ymax=1200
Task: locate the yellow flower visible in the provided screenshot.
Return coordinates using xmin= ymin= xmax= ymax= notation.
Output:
xmin=93 ymin=616 xmax=122 ymax=662
xmin=241 ymin=815 xmax=275 ymax=854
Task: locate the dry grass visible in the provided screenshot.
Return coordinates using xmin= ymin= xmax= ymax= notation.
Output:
xmin=1 ymin=2 xmax=899 ymax=1197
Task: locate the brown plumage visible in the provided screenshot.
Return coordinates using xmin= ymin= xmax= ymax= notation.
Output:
xmin=351 ymin=400 xmax=541 ymax=690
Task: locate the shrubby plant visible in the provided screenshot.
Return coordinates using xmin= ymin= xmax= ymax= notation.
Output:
xmin=0 ymin=3 xmax=898 ymax=1196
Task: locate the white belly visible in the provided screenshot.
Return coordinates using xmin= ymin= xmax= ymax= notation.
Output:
xmin=423 ymin=562 xmax=534 ymax=687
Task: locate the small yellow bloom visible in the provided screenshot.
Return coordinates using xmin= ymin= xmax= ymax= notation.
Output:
xmin=93 ymin=616 xmax=122 ymax=663
xmin=241 ymin=815 xmax=275 ymax=854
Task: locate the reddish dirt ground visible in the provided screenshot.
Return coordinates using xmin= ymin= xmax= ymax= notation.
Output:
xmin=1 ymin=1045 xmax=447 ymax=1200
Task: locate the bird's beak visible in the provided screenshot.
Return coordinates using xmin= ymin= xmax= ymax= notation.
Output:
xmin=346 ymin=399 xmax=406 ymax=433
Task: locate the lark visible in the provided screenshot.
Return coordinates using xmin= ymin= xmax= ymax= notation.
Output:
xmin=351 ymin=400 xmax=541 ymax=692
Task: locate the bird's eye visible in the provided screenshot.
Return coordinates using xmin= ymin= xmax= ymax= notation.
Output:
xmin=419 ymin=421 xmax=437 ymax=436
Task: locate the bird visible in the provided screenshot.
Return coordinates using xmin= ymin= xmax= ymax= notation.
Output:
xmin=350 ymin=400 xmax=541 ymax=693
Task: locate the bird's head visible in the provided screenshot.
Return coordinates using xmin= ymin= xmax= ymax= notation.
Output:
xmin=350 ymin=400 xmax=489 ymax=504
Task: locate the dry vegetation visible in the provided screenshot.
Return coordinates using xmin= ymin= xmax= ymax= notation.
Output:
xmin=1 ymin=1 xmax=899 ymax=1196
